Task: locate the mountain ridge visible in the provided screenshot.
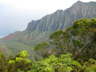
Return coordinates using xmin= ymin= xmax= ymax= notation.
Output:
xmin=2 ymin=1 xmax=96 ymax=44
xmin=27 ymin=1 xmax=96 ymax=32
xmin=0 ymin=1 xmax=96 ymax=60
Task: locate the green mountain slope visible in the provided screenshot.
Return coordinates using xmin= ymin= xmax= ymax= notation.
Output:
xmin=0 ymin=1 xmax=96 ymax=61
xmin=9 ymin=1 xmax=96 ymax=46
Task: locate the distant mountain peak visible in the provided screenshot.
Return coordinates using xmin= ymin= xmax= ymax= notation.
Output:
xmin=73 ymin=1 xmax=83 ymax=6
xmin=77 ymin=0 xmax=82 ymax=2
xmin=75 ymin=0 xmax=96 ymax=4
xmin=2 ymin=1 xmax=96 ymax=47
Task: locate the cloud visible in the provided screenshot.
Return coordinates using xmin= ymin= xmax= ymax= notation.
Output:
xmin=1 ymin=0 xmax=96 ymax=12
xmin=0 ymin=0 xmax=77 ymax=11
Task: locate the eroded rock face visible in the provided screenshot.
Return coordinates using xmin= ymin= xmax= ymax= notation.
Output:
xmin=27 ymin=1 xmax=96 ymax=32
xmin=2 ymin=1 xmax=96 ymax=47
xmin=3 ymin=34 xmax=14 ymax=40
xmin=1 ymin=1 xmax=96 ymax=54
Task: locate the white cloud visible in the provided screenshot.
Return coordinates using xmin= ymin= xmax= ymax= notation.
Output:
xmin=0 ymin=0 xmax=96 ymax=12
xmin=0 ymin=0 xmax=74 ymax=10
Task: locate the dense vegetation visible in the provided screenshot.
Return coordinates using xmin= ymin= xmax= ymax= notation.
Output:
xmin=35 ymin=18 xmax=96 ymax=61
xmin=0 ymin=1 xmax=96 ymax=63
xmin=0 ymin=18 xmax=96 ymax=72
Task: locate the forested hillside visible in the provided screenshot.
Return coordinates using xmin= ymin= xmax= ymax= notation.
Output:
xmin=0 ymin=1 xmax=96 ymax=62
xmin=0 ymin=18 xmax=96 ymax=72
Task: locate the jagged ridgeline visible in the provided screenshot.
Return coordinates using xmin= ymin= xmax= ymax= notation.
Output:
xmin=1 ymin=18 xmax=96 ymax=72
xmin=0 ymin=1 xmax=96 ymax=61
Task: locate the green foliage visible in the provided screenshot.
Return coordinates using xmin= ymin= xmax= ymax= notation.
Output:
xmin=49 ymin=18 xmax=96 ymax=60
xmin=19 ymin=50 xmax=29 ymax=58
xmin=8 ymin=60 xmax=15 ymax=64
xmin=1 ymin=50 xmax=96 ymax=72
xmin=8 ymin=51 xmax=32 ymax=72
xmin=49 ymin=30 xmax=71 ymax=56
xmin=72 ymin=61 xmax=81 ymax=67
xmin=65 ymin=26 xmax=73 ymax=31
xmin=49 ymin=30 xmax=63 ymax=39
xmin=34 ymin=42 xmax=50 ymax=57
xmin=86 ymin=65 xmax=96 ymax=72
xmin=30 ymin=53 xmax=74 ymax=72
xmin=4 ymin=41 xmax=40 ymax=62
xmin=0 ymin=50 xmax=8 ymax=72
xmin=62 ymin=31 xmax=71 ymax=40
xmin=91 ymin=18 xmax=96 ymax=26
xmin=1 ymin=18 xmax=96 ymax=71
xmin=28 ymin=53 xmax=96 ymax=72
xmin=70 ymin=29 xmax=80 ymax=36
xmin=1 ymin=1 xmax=96 ymax=65
xmin=72 ymin=40 xmax=83 ymax=47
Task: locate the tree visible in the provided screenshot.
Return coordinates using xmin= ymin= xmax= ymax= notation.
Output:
xmin=49 ymin=30 xmax=71 ymax=56
xmin=0 ymin=50 xmax=8 ymax=72
xmin=34 ymin=42 xmax=51 ymax=58
xmin=30 ymin=53 xmax=74 ymax=72
xmin=8 ymin=51 xmax=32 ymax=72
xmin=49 ymin=18 xmax=96 ymax=60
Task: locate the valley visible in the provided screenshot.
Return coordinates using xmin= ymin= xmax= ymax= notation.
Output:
xmin=0 ymin=1 xmax=96 ymax=72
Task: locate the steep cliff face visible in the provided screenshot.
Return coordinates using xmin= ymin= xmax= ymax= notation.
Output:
xmin=67 ymin=1 xmax=96 ymax=20
xmin=0 ymin=1 xmax=96 ymax=61
xmin=27 ymin=1 xmax=96 ymax=33
xmin=2 ymin=1 xmax=96 ymax=47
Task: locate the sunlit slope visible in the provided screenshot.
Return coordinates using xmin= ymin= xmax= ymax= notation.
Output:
xmin=4 ymin=1 xmax=96 ymax=47
xmin=0 ymin=1 xmax=96 ymax=61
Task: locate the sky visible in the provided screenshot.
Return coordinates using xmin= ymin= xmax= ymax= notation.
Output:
xmin=1 ymin=0 xmax=96 ymax=14
xmin=0 ymin=0 xmax=96 ymax=37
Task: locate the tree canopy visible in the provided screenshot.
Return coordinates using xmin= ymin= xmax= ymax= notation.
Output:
xmin=1 ymin=18 xmax=96 ymax=72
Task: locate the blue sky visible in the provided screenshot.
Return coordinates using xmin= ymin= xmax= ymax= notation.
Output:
xmin=0 ymin=0 xmax=96 ymax=37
